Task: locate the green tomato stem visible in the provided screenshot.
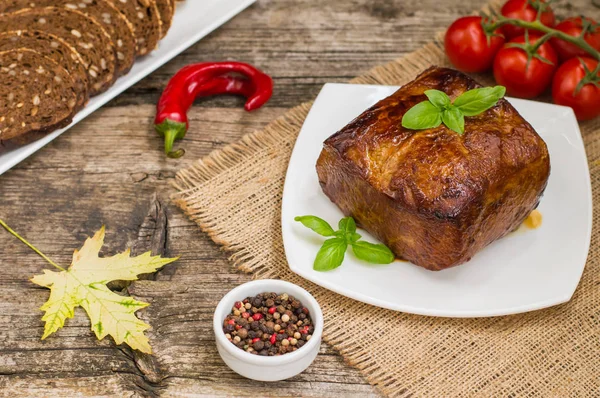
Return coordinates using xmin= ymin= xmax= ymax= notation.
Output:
xmin=484 ymin=17 xmax=600 ymax=62
xmin=0 ymin=219 xmax=65 ymax=271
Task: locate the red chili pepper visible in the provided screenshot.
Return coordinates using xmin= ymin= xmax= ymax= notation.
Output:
xmin=154 ymin=62 xmax=273 ymax=158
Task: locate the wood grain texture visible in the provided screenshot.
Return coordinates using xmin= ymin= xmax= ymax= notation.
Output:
xmin=0 ymin=0 xmax=597 ymax=396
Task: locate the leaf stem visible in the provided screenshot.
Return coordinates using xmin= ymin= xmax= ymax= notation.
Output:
xmin=0 ymin=219 xmax=65 ymax=271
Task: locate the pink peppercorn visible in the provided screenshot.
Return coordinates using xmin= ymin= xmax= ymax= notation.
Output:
xmin=252 ymin=313 xmax=263 ymax=321
xmin=268 ymin=306 xmax=276 ymax=314
xmin=234 ymin=301 xmax=243 ymax=309
xmin=252 ymin=337 xmax=260 ymax=344
xmin=270 ymin=334 xmax=276 ymax=344
xmin=227 ymin=319 xmax=235 ymax=325
xmin=241 ymin=312 xmax=250 ymax=319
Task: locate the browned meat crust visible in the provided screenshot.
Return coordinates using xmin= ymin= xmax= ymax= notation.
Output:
xmin=316 ymin=66 xmax=551 ymax=271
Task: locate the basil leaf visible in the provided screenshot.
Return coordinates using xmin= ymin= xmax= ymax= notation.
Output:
xmin=338 ymin=217 xmax=356 ymax=235
xmin=314 ymin=238 xmax=347 ymax=271
xmin=442 ymin=107 xmax=465 ymax=134
xmin=351 ymin=241 xmax=395 ymax=264
xmin=401 ymin=101 xmax=443 ymax=131
xmin=453 ymin=86 xmax=506 ymax=116
xmin=295 ymin=215 xmax=335 ymax=236
xmin=424 ymin=89 xmax=451 ymax=110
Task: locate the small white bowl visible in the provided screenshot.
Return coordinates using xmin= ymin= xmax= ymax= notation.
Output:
xmin=213 ymin=279 xmax=323 ymax=381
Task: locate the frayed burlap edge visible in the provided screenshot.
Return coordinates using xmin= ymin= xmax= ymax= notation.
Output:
xmin=172 ymin=1 xmax=600 ymax=396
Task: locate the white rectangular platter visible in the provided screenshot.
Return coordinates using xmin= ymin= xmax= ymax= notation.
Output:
xmin=0 ymin=0 xmax=256 ymax=175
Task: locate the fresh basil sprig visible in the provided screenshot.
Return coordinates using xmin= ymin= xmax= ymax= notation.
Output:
xmin=401 ymin=86 xmax=506 ymax=134
xmin=295 ymin=215 xmax=395 ymax=271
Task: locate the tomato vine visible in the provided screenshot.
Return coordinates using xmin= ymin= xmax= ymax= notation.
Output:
xmin=481 ymin=10 xmax=600 ymax=93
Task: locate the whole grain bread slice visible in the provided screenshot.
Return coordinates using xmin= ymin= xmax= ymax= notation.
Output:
xmin=0 ymin=7 xmax=117 ymax=95
xmin=0 ymin=48 xmax=77 ymax=144
xmin=0 ymin=0 xmax=136 ymax=76
xmin=108 ymin=0 xmax=162 ymax=56
xmin=0 ymin=30 xmax=89 ymax=112
xmin=155 ymin=0 xmax=173 ymax=38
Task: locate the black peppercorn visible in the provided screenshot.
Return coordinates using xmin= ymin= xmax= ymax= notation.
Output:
xmin=224 ymin=324 xmax=234 ymax=333
xmin=254 ymin=340 xmax=265 ymax=351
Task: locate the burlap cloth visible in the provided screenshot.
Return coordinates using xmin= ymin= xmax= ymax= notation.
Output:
xmin=172 ymin=4 xmax=600 ymax=396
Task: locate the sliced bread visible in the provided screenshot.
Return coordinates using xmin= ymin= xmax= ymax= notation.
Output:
xmin=155 ymin=0 xmax=173 ymax=38
xmin=109 ymin=0 xmax=162 ymax=56
xmin=0 ymin=48 xmax=77 ymax=144
xmin=0 ymin=1 xmax=136 ymax=76
xmin=0 ymin=30 xmax=89 ymax=111
xmin=0 ymin=7 xmax=118 ymax=95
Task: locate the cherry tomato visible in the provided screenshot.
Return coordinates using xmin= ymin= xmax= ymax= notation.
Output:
xmin=493 ymin=34 xmax=558 ymax=98
xmin=552 ymin=57 xmax=600 ymax=121
xmin=550 ymin=17 xmax=600 ymax=61
xmin=444 ymin=16 xmax=505 ymax=73
xmin=500 ymin=0 xmax=555 ymax=39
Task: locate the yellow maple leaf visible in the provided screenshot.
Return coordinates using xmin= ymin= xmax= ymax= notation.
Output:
xmin=0 ymin=222 xmax=179 ymax=354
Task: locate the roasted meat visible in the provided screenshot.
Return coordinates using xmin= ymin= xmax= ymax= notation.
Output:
xmin=316 ymin=66 xmax=550 ymax=271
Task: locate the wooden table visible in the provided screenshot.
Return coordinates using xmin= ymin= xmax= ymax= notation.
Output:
xmin=1 ymin=0 xmax=596 ymax=396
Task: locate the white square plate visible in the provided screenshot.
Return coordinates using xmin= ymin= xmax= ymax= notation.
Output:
xmin=0 ymin=0 xmax=255 ymax=175
xmin=281 ymin=83 xmax=592 ymax=318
